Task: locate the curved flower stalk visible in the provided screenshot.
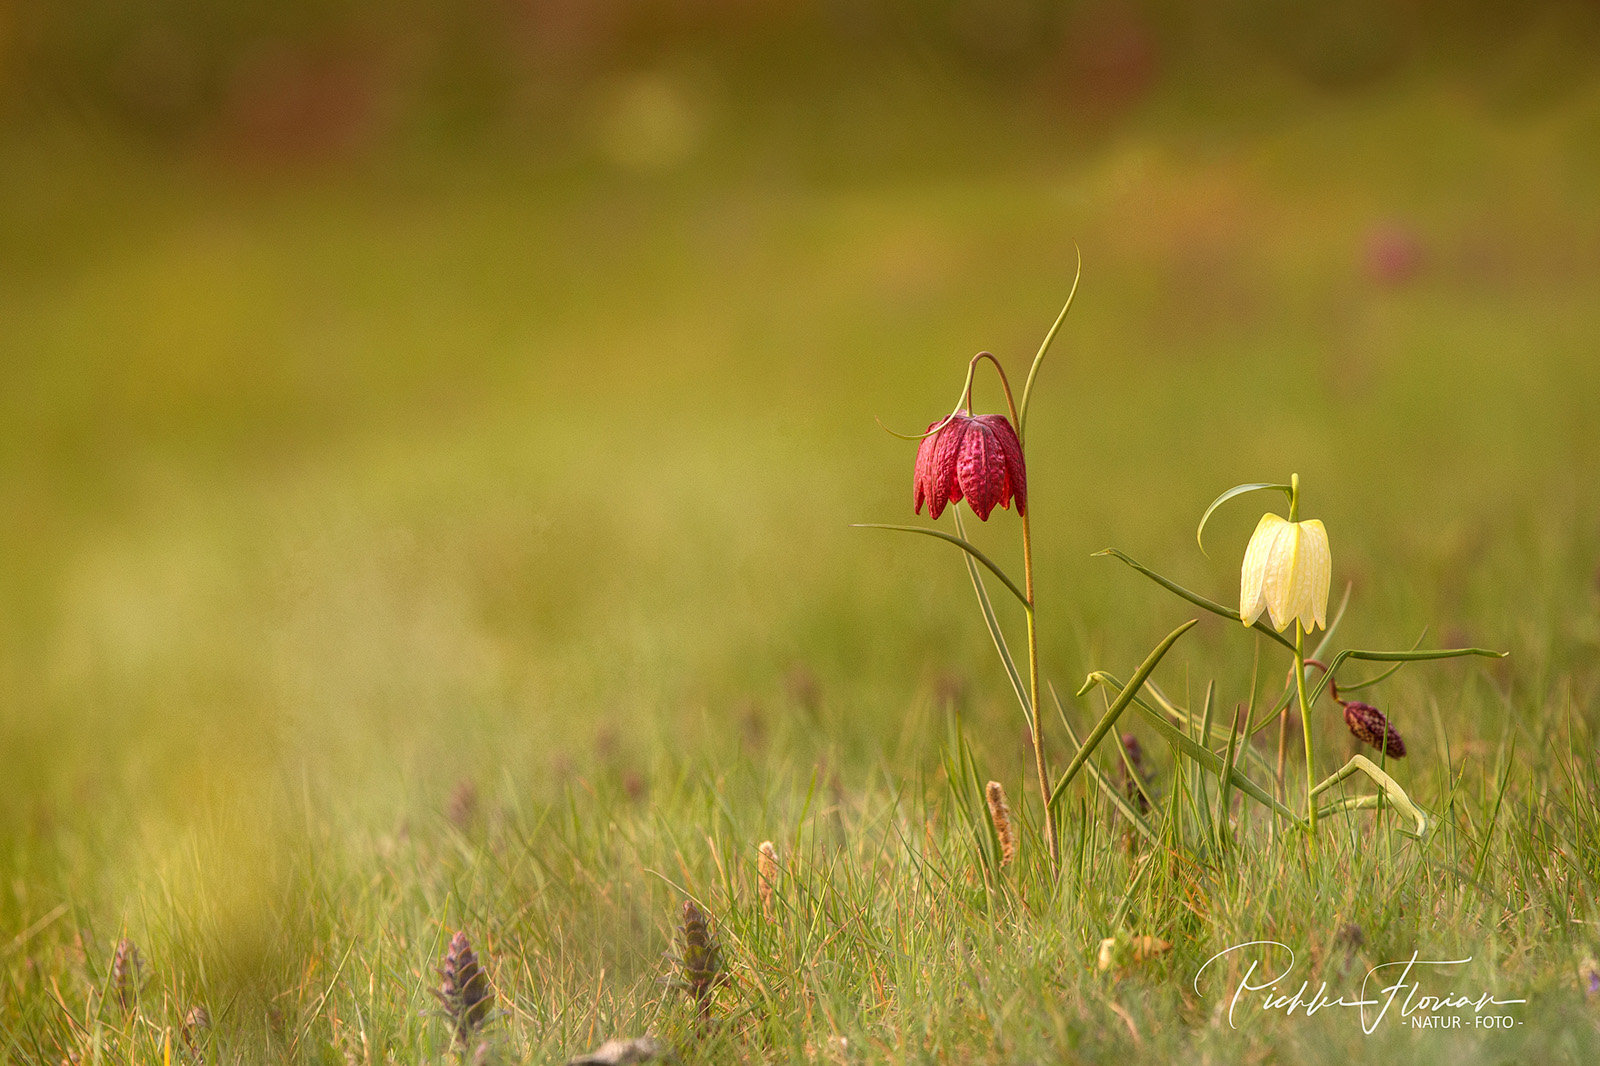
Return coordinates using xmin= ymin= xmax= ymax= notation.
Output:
xmin=1087 ymin=473 xmax=1505 ymax=841
xmin=858 ymin=256 xmax=1081 ymax=871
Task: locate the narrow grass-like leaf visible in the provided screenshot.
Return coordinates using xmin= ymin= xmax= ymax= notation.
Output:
xmin=1108 ymin=851 xmax=1156 ymax=932
xmin=1146 ymin=680 xmax=1276 ymax=780
xmin=1017 ymin=249 xmax=1081 ymax=443
xmin=1216 ymin=712 xmax=1243 ymax=847
xmin=952 ymin=507 xmax=1031 ymax=725
xmin=1050 ymin=683 xmax=1159 ymax=846
xmin=1082 ymin=671 xmax=1308 ymax=830
xmin=1309 ymin=755 xmax=1428 ymax=838
xmin=1093 ymin=548 xmax=1296 ymax=653
xmin=1245 ymin=638 xmax=1261 ymax=734
xmin=1049 ymin=619 xmax=1198 ymax=810
xmin=1309 ymin=646 xmax=1506 ymax=705
xmin=942 ymin=712 xmax=993 ymax=878
xmin=1196 ymin=482 xmax=1293 ymax=556
xmin=1108 ymin=712 xmax=1158 ymax=815
xmin=1330 ymin=629 xmax=1427 ymax=693
xmin=1471 ymin=734 xmax=1515 ymax=883
xmin=856 ymin=523 xmax=1029 ymax=608
xmin=1194 ymin=681 xmax=1216 ymax=846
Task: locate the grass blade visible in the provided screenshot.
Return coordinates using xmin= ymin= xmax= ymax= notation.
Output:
xmin=952 ymin=507 xmax=1031 ymax=723
xmin=1195 ymin=681 xmax=1216 ymax=846
xmin=1216 ymin=710 xmax=1243 ymax=847
xmin=1083 ymin=671 xmax=1308 ymax=830
xmin=1050 ymin=683 xmax=1159 ymax=846
xmin=1048 ymin=619 xmax=1199 ymax=810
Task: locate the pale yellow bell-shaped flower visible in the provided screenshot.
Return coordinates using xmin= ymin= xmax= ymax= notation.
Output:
xmin=1239 ymin=513 xmax=1331 ymax=632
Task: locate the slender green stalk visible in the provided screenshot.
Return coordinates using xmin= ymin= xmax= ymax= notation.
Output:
xmin=1275 ymin=704 xmax=1289 ymax=801
xmin=1021 ymin=507 xmax=1056 ymax=867
xmin=1286 ymin=474 xmax=1317 ymax=834
xmin=974 ymin=351 xmax=1058 ymax=870
xmin=1017 ymin=251 xmax=1081 ymax=445
xmin=1296 ymin=623 xmax=1316 ymax=833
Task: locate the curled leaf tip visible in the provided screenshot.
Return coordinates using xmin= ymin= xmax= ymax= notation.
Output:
xmin=1196 ymin=481 xmax=1294 ymax=556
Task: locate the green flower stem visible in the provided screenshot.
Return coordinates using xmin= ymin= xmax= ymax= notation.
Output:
xmin=1286 ymin=473 xmax=1317 ymax=833
xmin=975 ymin=350 xmax=1058 ymax=871
xmin=1022 ymin=509 xmax=1057 ymax=868
xmin=1296 ymin=622 xmax=1316 ymax=833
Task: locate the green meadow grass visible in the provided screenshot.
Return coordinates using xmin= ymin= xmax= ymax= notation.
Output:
xmin=3 ymin=83 xmax=1600 ymax=1063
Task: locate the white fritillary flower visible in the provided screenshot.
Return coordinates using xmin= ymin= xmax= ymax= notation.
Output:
xmin=1239 ymin=512 xmax=1331 ymax=633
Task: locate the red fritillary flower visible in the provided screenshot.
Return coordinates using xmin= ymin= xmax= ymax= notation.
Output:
xmin=913 ymin=411 xmax=1027 ymax=521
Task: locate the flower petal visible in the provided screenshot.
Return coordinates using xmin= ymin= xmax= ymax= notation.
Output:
xmin=913 ymin=419 xmax=942 ymax=515
xmin=927 ymin=414 xmax=969 ymax=519
xmin=974 ymin=414 xmax=1025 ymax=516
xmin=957 ymin=419 xmax=1008 ymax=520
xmin=1260 ymin=517 xmax=1299 ymax=632
xmin=1299 ymin=519 xmax=1331 ymax=631
xmin=1239 ymin=512 xmax=1286 ymax=627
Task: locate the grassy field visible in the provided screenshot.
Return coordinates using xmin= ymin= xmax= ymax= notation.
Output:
xmin=4 ymin=79 xmax=1600 ymax=1063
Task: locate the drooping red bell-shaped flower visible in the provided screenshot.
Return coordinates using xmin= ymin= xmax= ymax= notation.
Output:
xmin=913 ymin=411 xmax=1026 ymax=521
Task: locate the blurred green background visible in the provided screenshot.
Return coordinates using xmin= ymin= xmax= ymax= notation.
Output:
xmin=3 ymin=0 xmax=1599 ymax=910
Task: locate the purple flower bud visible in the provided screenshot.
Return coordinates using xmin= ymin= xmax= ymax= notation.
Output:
xmin=1343 ymin=700 xmax=1405 ymax=759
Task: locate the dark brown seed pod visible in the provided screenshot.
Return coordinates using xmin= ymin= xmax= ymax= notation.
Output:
xmin=111 ymin=938 xmax=141 ymax=1012
xmin=433 ymin=931 xmax=492 ymax=1046
xmin=1342 ymin=701 xmax=1405 ymax=758
xmin=678 ymin=901 xmax=723 ymax=1027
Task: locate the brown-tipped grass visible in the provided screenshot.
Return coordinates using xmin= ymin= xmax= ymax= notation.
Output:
xmin=984 ymin=781 xmax=1016 ymax=868
xmin=757 ymin=841 xmax=780 ymax=920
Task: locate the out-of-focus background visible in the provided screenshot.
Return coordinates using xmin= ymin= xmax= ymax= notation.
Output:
xmin=3 ymin=0 xmax=1600 ymax=979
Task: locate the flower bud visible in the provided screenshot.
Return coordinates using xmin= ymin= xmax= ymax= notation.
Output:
xmin=1342 ymin=700 xmax=1405 ymax=758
